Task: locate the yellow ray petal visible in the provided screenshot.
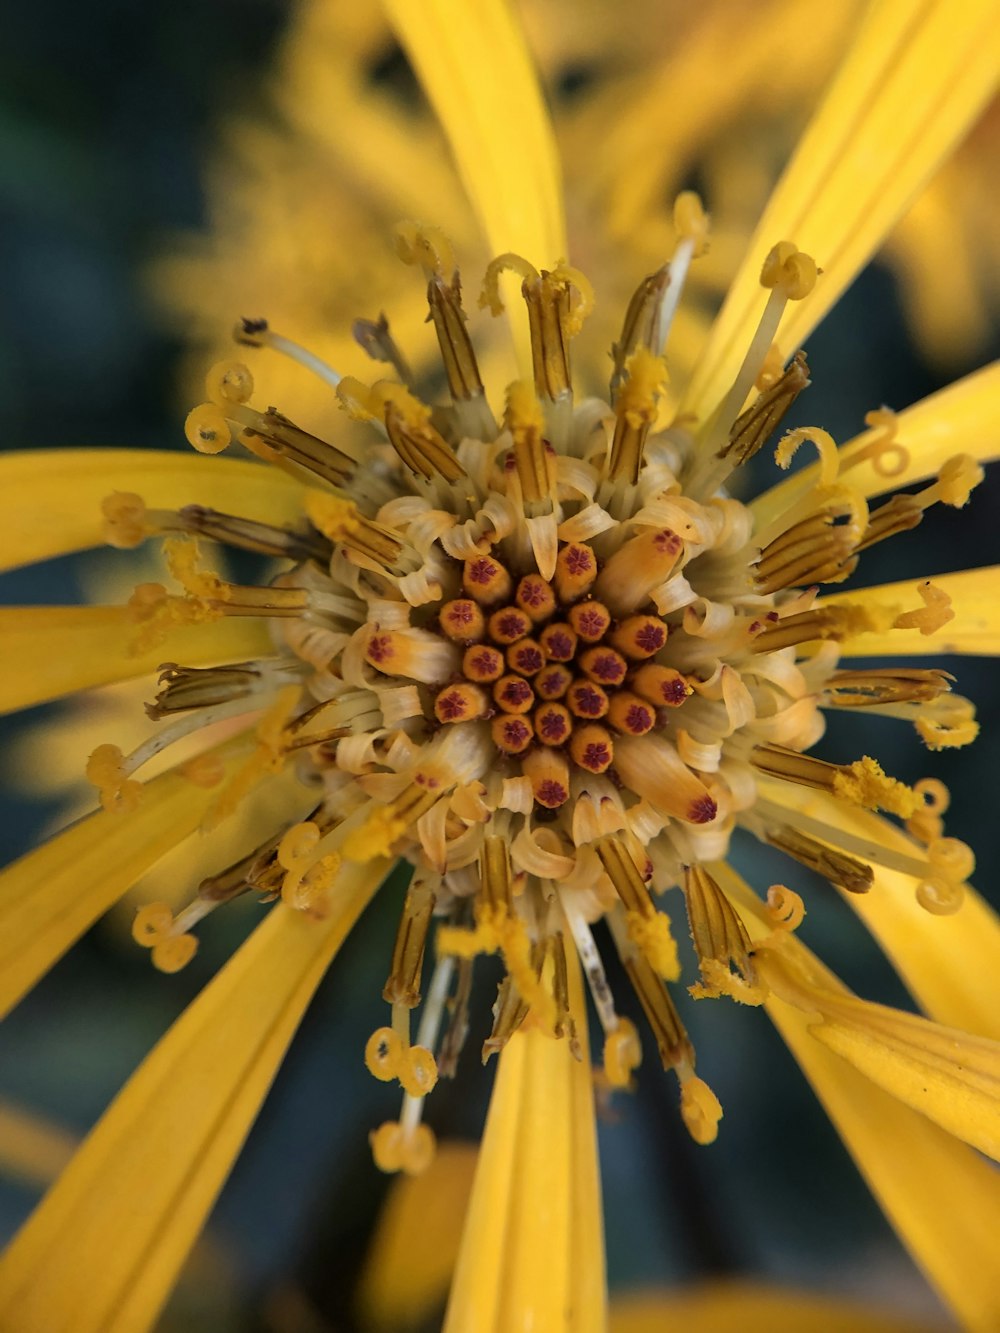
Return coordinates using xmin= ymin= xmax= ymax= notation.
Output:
xmin=0 ymin=450 xmax=307 ymax=573
xmin=0 ymin=740 xmax=254 ymax=1020
xmin=382 ymin=0 xmax=566 ymax=266
xmin=610 ymin=1280 xmax=938 ymax=1333
xmin=0 ymin=858 xmax=387 ymax=1333
xmin=0 ymin=1100 xmax=77 ymax=1190
xmin=821 ymin=567 xmax=1000 ymax=656
xmin=357 ymin=1142 xmax=478 ymax=1331
xmin=443 ymin=948 xmax=604 ymax=1333
xmin=0 ymin=606 xmax=272 ymax=714
xmin=682 ymin=0 xmax=1000 ymax=423
xmin=712 ymin=861 xmax=1000 ymax=1331
xmin=751 ymin=361 xmax=1000 ymax=530
xmin=757 ymin=779 xmax=1000 ymax=1041
xmin=757 ymin=944 xmax=1000 ymax=1162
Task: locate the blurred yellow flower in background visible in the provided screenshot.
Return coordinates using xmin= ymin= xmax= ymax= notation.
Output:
xmin=0 ymin=2 xmax=998 ymax=1332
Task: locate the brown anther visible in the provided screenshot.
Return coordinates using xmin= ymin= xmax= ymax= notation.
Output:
xmin=426 ymin=274 xmax=484 ymax=402
xmin=610 ymin=614 xmax=668 ymax=659
xmin=434 ymin=683 xmax=488 ymax=724
xmin=178 ymin=505 xmax=331 ymax=564
xmin=579 ymin=647 xmax=628 ymax=687
xmin=382 ymin=393 xmax=466 ymax=483
xmin=534 ymin=703 xmax=572 ymax=746
xmin=682 ymin=864 xmax=760 ymax=998
xmin=855 ymin=494 xmax=924 ymax=553
xmin=522 ymin=270 xmax=576 ymax=401
xmin=539 ymin=622 xmax=578 ymax=662
xmin=505 ymin=381 xmax=554 ymax=503
xmin=535 ymin=664 xmax=573 ymax=700
xmin=462 ymin=645 xmax=505 ymax=683
xmin=353 ymin=312 xmax=414 ymax=387
xmin=440 ymin=598 xmax=486 ymax=641
xmin=462 ymin=556 xmax=513 ymax=605
xmin=493 ymin=675 xmax=535 ymax=714
xmin=506 ymin=639 xmax=546 ymax=677
xmin=570 ymin=724 xmax=614 ymax=773
xmin=491 ymin=714 xmax=535 ymax=755
xmin=766 ymin=826 xmax=874 ymax=895
xmin=631 ymin=664 xmax=692 ymax=708
xmin=383 ymin=875 xmax=436 ymax=1007
xmin=610 ymin=265 xmax=671 ymax=400
xmin=487 ymin=607 xmax=532 ymax=645
xmin=515 ymin=574 xmax=557 ymax=622
xmin=230 ymin=405 xmax=355 ymax=486
xmin=608 ymin=691 xmax=656 ymax=735
xmin=754 ymin=513 xmax=858 ymax=593
xmin=554 ymin=543 xmax=598 ymax=603
xmin=749 ymin=605 xmax=870 ymax=653
xmin=568 ymin=601 xmax=612 ymax=643
xmin=721 ymin=351 xmax=810 ymax=465
xmin=523 ymin=748 xmax=571 ymax=809
xmin=823 ymin=667 xmax=955 ymax=708
xmin=567 ymin=680 xmax=610 ymax=720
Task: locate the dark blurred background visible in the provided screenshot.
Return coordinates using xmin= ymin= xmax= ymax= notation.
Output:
xmin=0 ymin=3 xmax=996 ymax=1330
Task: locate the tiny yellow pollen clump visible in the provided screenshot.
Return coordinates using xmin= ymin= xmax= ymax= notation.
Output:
xmin=343 ymin=808 xmax=408 ymax=863
xmin=504 ymin=378 xmax=545 ymax=435
xmin=101 ymin=492 xmax=148 ymax=548
xmin=184 ymin=403 xmax=232 ymax=454
xmin=625 ymin=910 xmax=681 ymax=981
xmin=205 ymin=360 xmax=254 ymax=406
xmin=617 ymin=347 xmax=669 ymax=428
xmin=680 ymin=1075 xmax=723 ymax=1145
xmin=85 ymin=743 xmax=143 ymax=813
xmin=673 ymin=190 xmax=710 ymax=256
xmin=603 ymin=1018 xmax=642 ymax=1088
xmin=760 ymin=241 xmax=818 ymax=300
xmin=369 ymin=1120 xmax=436 ymax=1176
xmin=164 ymin=536 xmax=229 ymax=601
xmin=304 ymin=491 xmax=361 ymax=542
xmin=833 ymin=756 xmax=918 ymax=819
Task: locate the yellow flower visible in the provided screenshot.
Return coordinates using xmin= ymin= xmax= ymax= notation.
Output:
xmin=1 ymin=3 xmax=1000 ymax=1332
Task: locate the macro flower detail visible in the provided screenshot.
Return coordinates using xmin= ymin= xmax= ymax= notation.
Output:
xmin=1 ymin=2 xmax=999 ymax=1331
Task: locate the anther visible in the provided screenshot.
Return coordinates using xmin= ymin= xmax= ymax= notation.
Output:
xmin=607 ymin=347 xmax=669 ymax=484
xmin=505 ymin=381 xmax=555 ymax=503
xmin=353 ymin=312 xmax=414 ymax=387
xmin=720 ymin=350 xmax=810 ymax=467
xmin=683 ymin=864 xmax=763 ymax=1003
xmin=568 ymin=601 xmax=612 ymax=643
xmin=765 ymin=827 xmax=874 ymax=895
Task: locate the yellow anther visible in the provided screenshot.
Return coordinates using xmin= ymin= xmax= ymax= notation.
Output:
xmin=679 ymin=1075 xmax=723 ymax=1145
xmin=603 ymin=1019 xmax=642 ymax=1088
xmin=184 ymin=403 xmax=231 ymax=454
xmin=393 ymin=221 xmax=456 ymax=278
xmin=774 ymin=425 xmax=839 ymax=487
xmin=760 ymin=242 xmax=818 ymax=300
xmin=365 ymin=1026 xmax=404 ymax=1082
xmin=398 ymin=1046 xmax=439 ymax=1099
xmin=625 ymin=910 xmax=681 ymax=982
xmin=894 ymin=580 xmax=954 ymax=636
xmin=673 ymin=190 xmax=710 ymax=256
xmin=369 ymin=1120 xmax=436 ymax=1176
xmin=617 ymin=347 xmax=668 ymax=429
xmin=832 ymin=755 xmax=918 ymax=819
xmin=101 ymin=492 xmax=148 ymax=548
xmin=547 ymin=262 xmax=595 ymax=337
xmin=85 ymin=742 xmax=142 ymax=814
xmin=505 ymin=378 xmax=545 ymax=435
xmin=936 ymin=454 xmax=984 ymax=507
xmin=916 ymin=877 xmax=965 ymax=916
xmin=205 ymin=360 xmax=254 ymax=406
xmin=478 ymin=252 xmax=540 ymax=316
xmin=151 ymin=934 xmax=198 ymax=973
xmin=132 ymin=901 xmax=174 ymax=947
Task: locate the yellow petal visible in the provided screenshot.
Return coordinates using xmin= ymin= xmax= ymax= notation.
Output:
xmin=383 ymin=0 xmax=565 ymax=267
xmin=757 ymin=780 xmax=1000 ymax=1041
xmin=0 ymin=740 xmax=253 ymax=1020
xmin=0 ymin=606 xmax=272 ymax=714
xmin=443 ymin=947 xmax=604 ymax=1333
xmin=682 ymin=0 xmax=999 ymax=423
xmin=610 ymin=1280 xmax=937 ymax=1333
xmin=713 ymin=860 xmax=1000 ymax=1332
xmin=0 ymin=858 xmax=387 ymax=1333
xmin=757 ymin=944 xmax=1000 ymax=1163
xmin=752 ymin=361 xmax=1000 ymax=530
xmin=356 ymin=1142 xmax=478 ymax=1330
xmin=0 ymin=449 xmax=307 ymax=573
xmin=821 ymin=567 xmax=1000 ymax=656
